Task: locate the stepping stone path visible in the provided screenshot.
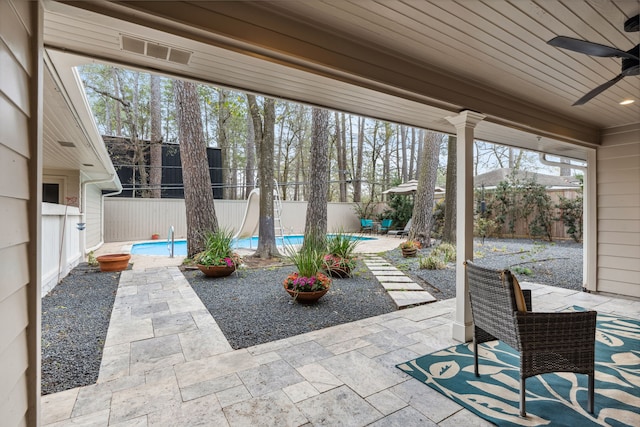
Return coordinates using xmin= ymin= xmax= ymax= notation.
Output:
xmin=362 ymin=255 xmax=436 ymax=309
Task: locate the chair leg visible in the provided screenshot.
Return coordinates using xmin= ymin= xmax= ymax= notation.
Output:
xmin=473 ymin=338 xmax=479 ymax=377
xmin=588 ymin=373 xmax=594 ymax=414
xmin=520 ymin=377 xmax=526 ymax=417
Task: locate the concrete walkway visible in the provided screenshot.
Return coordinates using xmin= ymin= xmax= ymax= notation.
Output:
xmin=41 ymin=263 xmax=640 ymax=426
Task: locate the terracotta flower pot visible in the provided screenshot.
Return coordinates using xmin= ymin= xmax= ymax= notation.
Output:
xmin=197 ymin=264 xmax=236 ymax=277
xmin=324 ymin=265 xmax=352 ymax=278
xmin=284 ymin=287 xmax=329 ymax=303
xmin=96 ymin=253 xmax=131 ymax=272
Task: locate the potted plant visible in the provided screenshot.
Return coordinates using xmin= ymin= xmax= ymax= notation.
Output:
xmin=323 ymin=231 xmax=359 ymax=278
xmin=194 ymin=228 xmax=242 ymax=277
xmin=284 ymin=244 xmax=331 ymax=303
xmin=399 ymin=239 xmax=421 ymax=258
xmin=96 ymin=253 xmax=131 ymax=272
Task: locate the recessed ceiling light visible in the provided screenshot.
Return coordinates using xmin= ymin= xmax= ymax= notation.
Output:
xmin=619 ymin=99 xmax=635 ymax=105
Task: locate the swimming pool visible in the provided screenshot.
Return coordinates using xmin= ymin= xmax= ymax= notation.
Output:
xmin=130 ymin=234 xmax=376 ymax=256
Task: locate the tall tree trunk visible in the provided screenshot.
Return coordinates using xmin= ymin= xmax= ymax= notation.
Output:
xmin=247 ymin=94 xmax=279 ymax=258
xmin=174 ymin=80 xmax=219 ymax=257
xmin=218 ymin=89 xmax=231 ymax=199
xmin=400 ymin=125 xmax=408 ymax=181
xmin=149 ymin=74 xmax=163 ymax=198
xmin=335 ymin=112 xmax=347 ymax=202
xmin=111 ymin=67 xmax=122 ymax=135
xmin=303 ymin=107 xmax=330 ymax=251
xmin=353 ymin=117 xmax=364 ymax=202
xmin=409 ymin=128 xmax=416 ymax=179
xmin=415 ymin=129 xmax=424 ymax=174
xmin=383 ymin=125 xmax=391 ymax=189
xmin=409 ymin=131 xmax=443 ymax=247
xmin=245 ymin=111 xmax=256 ymax=198
xmin=442 ymin=136 xmax=457 ymax=243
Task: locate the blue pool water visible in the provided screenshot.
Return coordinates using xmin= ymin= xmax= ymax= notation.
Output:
xmin=131 ymin=234 xmax=375 ymax=256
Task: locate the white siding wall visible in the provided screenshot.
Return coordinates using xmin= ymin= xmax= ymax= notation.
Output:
xmin=43 ymin=168 xmax=80 ymax=206
xmin=41 ymin=203 xmax=82 ymax=297
xmin=85 ymin=184 xmax=103 ymax=250
xmin=598 ymin=125 xmax=640 ymax=297
xmin=104 ymin=198 xmax=364 ymax=242
xmin=0 ymin=0 xmax=39 ymax=425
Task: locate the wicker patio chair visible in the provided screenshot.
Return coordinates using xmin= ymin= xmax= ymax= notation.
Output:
xmin=465 ymin=261 xmax=597 ymax=417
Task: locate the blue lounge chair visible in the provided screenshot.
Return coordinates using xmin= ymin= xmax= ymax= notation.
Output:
xmin=378 ymin=219 xmax=392 ymax=233
xmin=360 ymin=218 xmax=374 ymax=233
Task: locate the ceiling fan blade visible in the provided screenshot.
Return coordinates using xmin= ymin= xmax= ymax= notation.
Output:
xmin=573 ymin=74 xmax=625 ymax=106
xmin=548 ymin=36 xmax=638 ymax=60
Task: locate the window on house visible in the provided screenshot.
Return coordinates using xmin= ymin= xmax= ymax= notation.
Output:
xmin=43 ymin=183 xmax=60 ymax=204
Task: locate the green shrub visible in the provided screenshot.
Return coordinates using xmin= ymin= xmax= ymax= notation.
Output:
xmin=432 ymin=242 xmax=456 ymax=263
xmin=419 ymin=255 xmax=446 ymax=270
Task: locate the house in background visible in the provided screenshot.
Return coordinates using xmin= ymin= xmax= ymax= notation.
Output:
xmin=40 ymin=51 xmax=121 ymax=295
xmin=1 ymin=1 xmax=637 ymax=424
xmin=102 ymin=137 xmax=223 ymax=199
xmin=474 ymin=168 xmax=582 ymax=190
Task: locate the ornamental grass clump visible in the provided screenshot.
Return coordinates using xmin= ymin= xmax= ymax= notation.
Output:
xmin=419 ymin=242 xmax=455 ymax=270
xmin=284 ymin=243 xmax=331 ymax=292
xmin=195 ymin=228 xmax=242 ymax=268
xmin=324 ymin=231 xmax=359 ymax=278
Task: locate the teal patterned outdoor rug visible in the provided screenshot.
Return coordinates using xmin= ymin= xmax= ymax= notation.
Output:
xmin=397 ymin=307 xmax=640 ymax=426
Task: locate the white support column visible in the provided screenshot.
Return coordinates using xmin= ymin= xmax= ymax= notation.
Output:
xmin=583 ymin=148 xmax=597 ymax=291
xmin=446 ymin=110 xmax=485 ymax=343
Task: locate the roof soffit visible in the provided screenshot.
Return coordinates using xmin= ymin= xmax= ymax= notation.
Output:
xmin=54 ymin=0 xmax=604 ymax=146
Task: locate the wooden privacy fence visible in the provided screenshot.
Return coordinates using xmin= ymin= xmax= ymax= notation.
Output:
xmin=483 ymin=188 xmax=581 ymax=241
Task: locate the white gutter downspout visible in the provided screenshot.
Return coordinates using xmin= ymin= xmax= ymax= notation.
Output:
xmin=81 ymin=174 xmax=122 ymax=256
xmin=539 ymin=153 xmax=596 ymax=293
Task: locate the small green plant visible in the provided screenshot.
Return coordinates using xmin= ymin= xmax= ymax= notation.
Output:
xmin=512 ymin=266 xmax=533 ymax=276
xmin=431 ymin=242 xmax=456 ymax=263
xmin=474 ymin=217 xmax=498 ymax=238
xmin=419 ymin=255 xmax=446 ymax=270
xmin=285 ymin=244 xmax=325 ymax=278
xmin=87 ymin=251 xmax=98 ymax=267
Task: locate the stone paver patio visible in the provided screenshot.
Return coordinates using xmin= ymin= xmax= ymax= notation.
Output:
xmin=41 ymin=259 xmax=640 ymax=426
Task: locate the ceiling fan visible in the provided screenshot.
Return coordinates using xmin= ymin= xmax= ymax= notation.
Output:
xmin=547 ymin=14 xmax=639 ymax=106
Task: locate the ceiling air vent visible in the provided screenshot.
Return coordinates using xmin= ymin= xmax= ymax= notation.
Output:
xmin=58 ymin=141 xmax=76 ymax=148
xmin=120 ymin=35 xmax=192 ymax=65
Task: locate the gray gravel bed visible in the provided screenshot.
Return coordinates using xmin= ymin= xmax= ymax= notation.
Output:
xmin=40 ymin=238 xmax=581 ymax=394
xmin=384 ymin=238 xmax=583 ymax=300
xmin=41 ymin=264 xmax=120 ymax=395
xmin=184 ymin=260 xmax=396 ymax=350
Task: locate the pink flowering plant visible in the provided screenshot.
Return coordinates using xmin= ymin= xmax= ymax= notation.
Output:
xmin=195 ymin=228 xmax=242 ymax=268
xmin=283 ymin=271 xmax=331 ymax=292
xmin=283 ymin=243 xmax=331 ymax=292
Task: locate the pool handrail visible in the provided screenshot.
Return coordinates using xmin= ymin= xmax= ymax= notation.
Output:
xmin=168 ymin=226 xmax=175 ymax=258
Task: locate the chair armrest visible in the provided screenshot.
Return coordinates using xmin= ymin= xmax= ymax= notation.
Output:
xmin=515 ymin=310 xmax=597 ymax=352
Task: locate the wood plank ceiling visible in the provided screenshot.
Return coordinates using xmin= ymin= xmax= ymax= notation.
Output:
xmin=42 ymin=0 xmax=640 ymax=162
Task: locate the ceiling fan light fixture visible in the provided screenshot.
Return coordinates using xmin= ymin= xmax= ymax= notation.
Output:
xmin=619 ymin=99 xmax=635 ymax=105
